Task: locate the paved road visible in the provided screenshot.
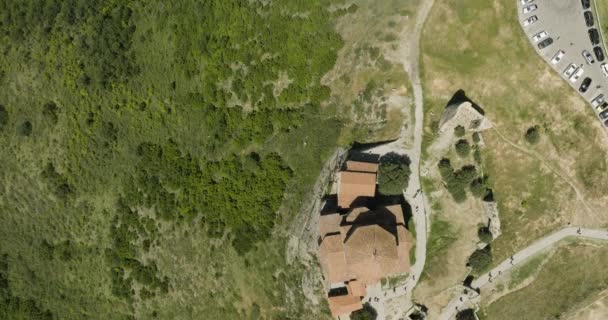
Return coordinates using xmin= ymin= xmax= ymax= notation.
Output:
xmin=518 ymin=0 xmax=608 ymax=128
xmin=437 ymin=227 xmax=608 ymax=320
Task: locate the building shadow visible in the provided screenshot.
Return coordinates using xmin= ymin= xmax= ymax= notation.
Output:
xmin=445 ymin=89 xmax=485 ymax=115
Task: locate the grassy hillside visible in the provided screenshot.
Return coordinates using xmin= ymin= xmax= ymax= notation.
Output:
xmin=0 ymin=1 xmax=357 ymax=319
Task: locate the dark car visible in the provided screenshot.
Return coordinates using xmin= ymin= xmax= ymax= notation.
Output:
xmin=589 ymin=28 xmax=600 ymax=45
xmin=582 ymin=0 xmax=590 ymax=9
xmin=537 ymin=37 xmax=553 ymax=50
xmin=594 ymin=46 xmax=605 ymax=62
xmin=600 ymin=109 xmax=608 ymax=120
xmin=579 ymin=77 xmax=592 ymax=93
xmin=604 ymin=119 xmax=608 ymax=127
xmin=584 ymin=11 xmax=594 ymax=27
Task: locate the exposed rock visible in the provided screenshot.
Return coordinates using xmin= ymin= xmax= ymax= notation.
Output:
xmin=438 ymin=101 xmax=492 ymax=134
xmin=482 ymin=201 xmax=501 ymax=239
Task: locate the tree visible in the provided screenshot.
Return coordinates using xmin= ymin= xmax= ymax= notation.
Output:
xmin=378 ymin=152 xmax=411 ymax=195
xmin=351 ymin=303 xmax=377 ymax=320
xmin=478 ymin=226 xmax=493 ymax=244
xmin=472 ymin=132 xmax=481 ymax=143
xmin=456 ymin=309 xmax=476 ymax=320
xmin=455 ymin=139 xmax=471 ymax=157
xmin=470 ymin=176 xmax=489 ymax=198
xmin=454 ymin=125 xmax=465 ymax=137
xmin=525 ymin=126 xmax=540 ymax=144
xmin=468 ymin=245 xmax=492 ymax=273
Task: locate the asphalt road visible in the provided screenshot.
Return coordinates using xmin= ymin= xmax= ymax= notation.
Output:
xmin=518 ymin=0 xmax=608 ymax=126
xmin=437 ymin=226 xmax=608 ymax=320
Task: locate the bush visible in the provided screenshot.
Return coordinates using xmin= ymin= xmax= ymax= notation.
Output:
xmin=0 ymin=105 xmax=8 ymax=130
xmin=454 ymin=125 xmax=465 ymax=137
xmin=437 ymin=159 xmax=477 ymax=203
xmin=473 ymin=147 xmax=482 ymax=164
xmin=478 ymin=226 xmax=493 ymax=244
xmin=18 ymin=120 xmax=32 ymax=136
xmin=470 ymin=176 xmax=489 ymax=198
xmin=455 ymin=139 xmax=471 ymax=157
xmin=472 ymin=132 xmax=481 ymax=143
xmin=468 ymin=245 xmax=492 ymax=273
xmin=525 ymin=126 xmax=540 ymax=144
xmin=378 ymin=152 xmax=411 ymax=195
xmin=351 ymin=303 xmax=377 ymax=320
xmin=456 ymin=309 xmax=476 ymax=320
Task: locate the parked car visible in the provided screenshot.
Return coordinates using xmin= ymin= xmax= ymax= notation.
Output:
xmin=564 ymin=64 xmax=578 ymax=77
xmin=594 ymin=46 xmax=605 ymax=62
xmin=532 ymin=31 xmax=548 ymax=42
xmin=604 ymin=119 xmax=608 ymax=127
xmin=583 ymin=50 xmax=595 ymax=64
xmin=589 ymin=28 xmax=600 ymax=45
xmin=597 ymin=101 xmax=608 ymax=112
xmin=569 ymin=67 xmax=584 ymax=82
xmin=600 ymin=109 xmax=608 ymax=120
xmin=591 ymin=93 xmax=605 ymax=107
xmin=537 ymin=37 xmax=553 ymax=50
xmin=523 ymin=15 xmax=538 ymax=27
xmin=521 ymin=0 xmax=534 ymax=4
xmin=523 ymin=4 xmax=537 ymax=14
xmin=582 ymin=0 xmax=590 ymax=9
xmin=579 ymin=77 xmax=592 ymax=93
xmin=584 ymin=11 xmax=594 ymax=27
xmin=551 ymin=50 xmax=565 ymax=64
xmin=602 ymin=63 xmax=608 ymax=76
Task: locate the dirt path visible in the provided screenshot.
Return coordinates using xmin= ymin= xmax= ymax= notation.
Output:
xmin=437 ymin=227 xmax=608 ymax=320
xmin=360 ymin=0 xmax=436 ymax=319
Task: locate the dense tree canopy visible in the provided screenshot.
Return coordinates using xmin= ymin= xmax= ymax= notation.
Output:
xmin=351 ymin=303 xmax=378 ymax=320
xmin=378 ymin=152 xmax=411 ymax=195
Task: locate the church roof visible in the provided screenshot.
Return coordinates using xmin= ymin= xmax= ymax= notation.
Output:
xmin=338 ymin=171 xmax=376 ymax=208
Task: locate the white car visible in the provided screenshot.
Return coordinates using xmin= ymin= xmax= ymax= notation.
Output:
xmin=569 ymin=67 xmax=584 ymax=83
xmin=523 ymin=15 xmax=538 ymax=27
xmin=551 ymin=50 xmax=565 ymax=64
xmin=563 ymin=64 xmax=577 ymax=77
xmin=532 ymin=31 xmax=548 ymax=42
xmin=582 ymin=50 xmax=595 ymax=64
xmin=521 ymin=0 xmax=534 ymax=4
xmin=601 ymin=63 xmax=608 ymax=77
xmin=523 ymin=4 xmax=538 ymax=14
xmin=592 ymin=94 xmax=605 ymax=108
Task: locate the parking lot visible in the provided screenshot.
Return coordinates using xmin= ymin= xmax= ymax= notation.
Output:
xmin=518 ymin=0 xmax=608 ymax=126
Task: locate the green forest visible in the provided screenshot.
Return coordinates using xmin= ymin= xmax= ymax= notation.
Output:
xmin=0 ymin=0 xmax=355 ymax=318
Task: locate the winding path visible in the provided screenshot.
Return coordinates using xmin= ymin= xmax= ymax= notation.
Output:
xmin=360 ymin=0 xmax=435 ymax=318
xmin=437 ymin=227 xmax=608 ymax=320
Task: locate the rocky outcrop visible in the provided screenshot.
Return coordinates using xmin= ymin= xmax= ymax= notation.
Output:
xmin=438 ymin=101 xmax=492 ymax=134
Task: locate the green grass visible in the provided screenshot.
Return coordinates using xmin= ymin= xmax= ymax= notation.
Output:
xmin=419 ymin=216 xmax=458 ymax=281
xmin=0 ymin=1 xmax=350 ymax=319
xmin=420 ymin=0 xmax=608 ymax=266
xmin=480 ymin=241 xmax=608 ymax=320
xmin=507 ymin=251 xmax=549 ymax=290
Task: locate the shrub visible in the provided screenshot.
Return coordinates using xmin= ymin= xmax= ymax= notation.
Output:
xmin=470 ymin=176 xmax=489 ymax=198
xmin=437 ymin=159 xmax=477 ymax=203
xmin=455 ymin=139 xmax=471 ymax=157
xmin=525 ymin=126 xmax=540 ymax=144
xmin=18 ymin=120 xmax=32 ymax=136
xmin=472 ymin=132 xmax=481 ymax=143
xmin=0 ymin=105 xmax=8 ymax=129
xmin=456 ymin=309 xmax=476 ymax=320
xmin=351 ymin=303 xmax=377 ymax=320
xmin=468 ymin=245 xmax=492 ymax=273
xmin=454 ymin=125 xmax=465 ymax=137
xmin=473 ymin=147 xmax=482 ymax=164
xmin=478 ymin=226 xmax=493 ymax=244
xmin=378 ymin=152 xmax=411 ymax=195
